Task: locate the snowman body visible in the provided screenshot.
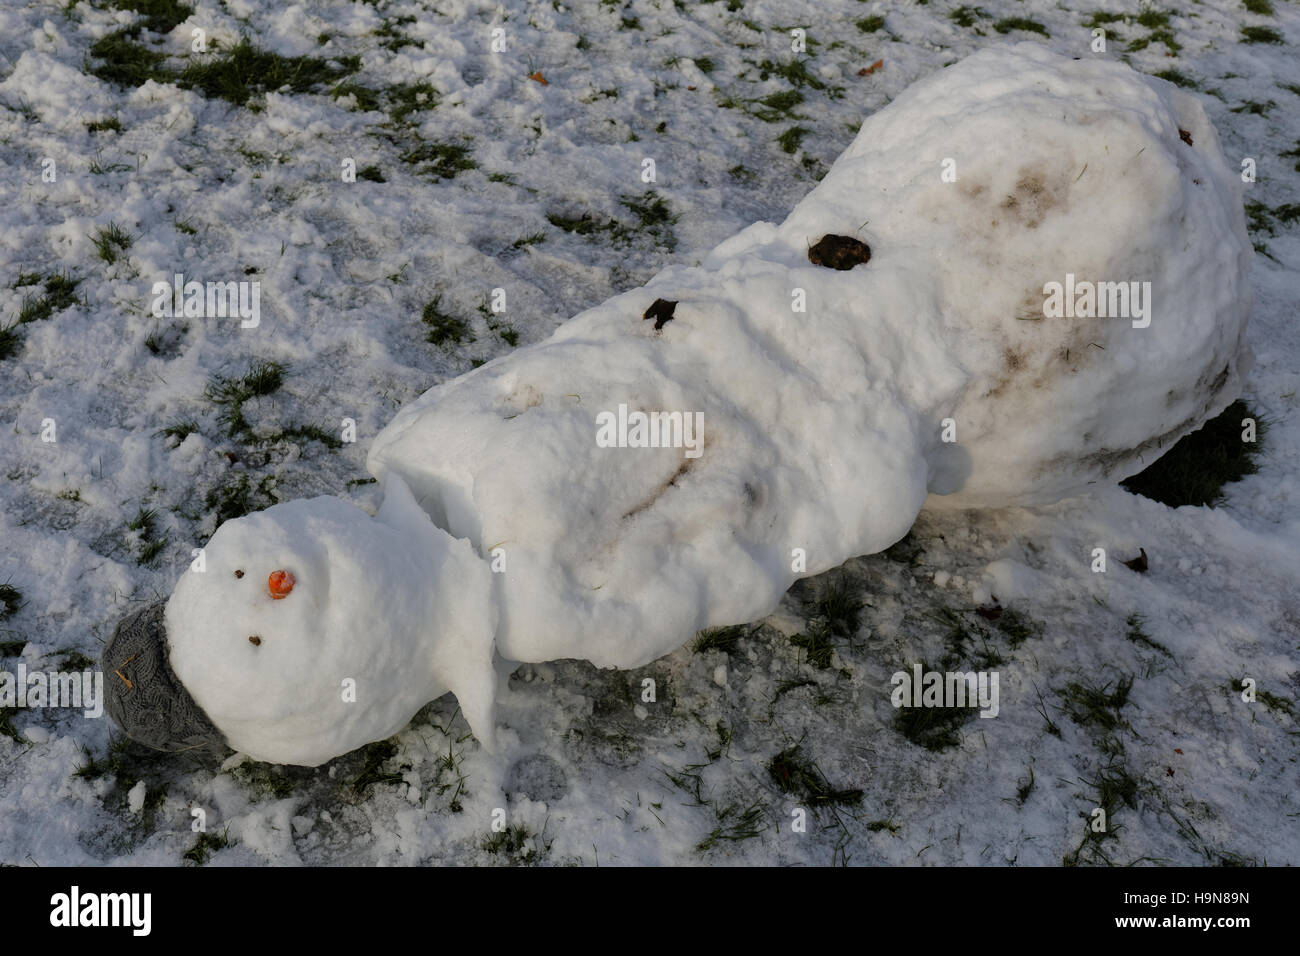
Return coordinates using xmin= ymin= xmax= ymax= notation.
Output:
xmin=145 ymin=44 xmax=1251 ymax=766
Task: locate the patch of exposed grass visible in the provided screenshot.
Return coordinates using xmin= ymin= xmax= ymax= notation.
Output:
xmin=756 ymin=58 xmax=833 ymax=93
xmin=1231 ymin=100 xmax=1276 ymax=115
xmin=384 ymin=81 xmax=440 ymax=124
xmin=399 ymin=139 xmax=475 ymax=180
xmin=204 ymin=472 xmax=278 ymax=524
xmin=106 ymin=0 xmax=195 ymax=34
xmin=86 ymin=116 xmax=123 ymax=133
xmin=856 ymin=15 xmax=885 ymax=32
xmin=91 ymin=223 xmax=133 ymax=265
xmin=511 ymin=231 xmax=546 ymax=249
xmin=1136 ymin=7 xmax=1172 ymax=30
xmin=1120 ymin=400 xmax=1265 ymax=507
xmin=752 ymin=88 xmax=803 ymax=122
xmin=696 ymin=799 xmax=765 ymax=851
xmin=126 ymin=506 xmax=167 ymax=566
xmin=620 ymin=190 xmax=678 ymax=249
xmin=1241 ymin=25 xmax=1283 ymax=43
xmin=1243 ymin=0 xmax=1274 ymax=13
xmin=1125 ymin=614 xmax=1172 ymax=657
xmin=329 ymin=81 xmax=380 ymax=112
xmin=230 ymin=760 xmax=309 ymax=799
xmin=693 ymin=624 xmax=748 ymax=654
xmin=204 ymin=360 xmax=287 ymax=436
xmin=1061 ymin=673 xmax=1134 ymax=731
xmin=86 ymin=31 xmax=168 ymax=87
xmin=949 ymin=6 xmax=986 ymax=28
xmin=13 ymin=273 xmax=80 ymax=325
xmin=777 ymin=125 xmax=809 ymax=154
xmin=482 ymin=823 xmax=547 ymax=861
xmin=767 ymin=745 xmax=863 ymax=806
xmin=0 ymin=326 xmax=22 ymax=361
xmin=422 ymin=294 xmax=474 ymax=346
xmin=994 ymin=17 xmax=1049 ymax=37
xmin=175 ymin=38 xmax=360 ymax=108
xmin=183 ymin=830 xmax=229 ymax=865
xmin=0 ymin=583 xmax=22 ymax=620
xmin=790 ymin=620 xmax=836 ymax=669
xmin=893 ymin=667 xmax=979 ymax=751
xmin=1153 ymin=68 xmax=1197 ymax=88
xmin=356 ymin=164 xmax=384 ymax=182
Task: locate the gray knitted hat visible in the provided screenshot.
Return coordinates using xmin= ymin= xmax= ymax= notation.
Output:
xmin=102 ymin=601 xmax=227 ymax=754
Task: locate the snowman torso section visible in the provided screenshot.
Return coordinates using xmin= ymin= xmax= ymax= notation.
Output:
xmin=368 ymin=257 xmax=943 ymax=668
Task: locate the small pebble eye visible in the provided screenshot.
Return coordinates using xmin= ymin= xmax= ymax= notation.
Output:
xmin=248 ymin=635 xmax=262 ymax=646
xmin=234 ymin=569 xmax=244 ymax=579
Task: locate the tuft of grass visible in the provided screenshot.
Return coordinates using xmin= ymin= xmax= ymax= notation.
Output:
xmin=694 ymin=56 xmax=715 ymax=74
xmin=696 ymin=800 xmax=766 ymax=852
xmin=204 ymin=472 xmax=278 ymax=524
xmin=693 ymin=624 xmax=748 ymax=654
xmin=1137 ymin=7 xmax=1172 ymax=30
xmin=421 ymin=295 xmax=474 ymax=346
xmin=91 ymin=223 xmax=134 ymax=265
xmin=86 ymin=31 xmax=168 ymax=87
xmin=893 ymin=669 xmax=979 ymax=752
xmin=127 ymin=506 xmax=167 ymax=566
xmin=511 ymin=231 xmax=546 ymax=249
xmin=949 ymin=6 xmax=985 ymax=28
xmin=1242 ymin=0 xmax=1274 ymax=13
xmin=752 ymin=88 xmax=803 ymax=122
xmin=0 ymin=325 xmax=22 ymax=361
xmin=482 ymin=823 xmax=548 ymax=862
xmin=1060 ymin=674 xmax=1134 ymax=731
xmin=1014 ymin=764 xmax=1036 ymax=806
xmin=183 ymin=830 xmax=229 ymax=865
xmin=992 ymin=607 xmax=1040 ymax=648
xmin=1120 ymin=400 xmax=1266 ymax=507
xmin=329 ymin=81 xmax=380 ymax=112
xmin=398 ymin=140 xmax=475 ymax=180
xmin=994 ymin=17 xmax=1050 ymax=37
xmin=1240 ymin=25 xmax=1283 ymax=43
xmin=756 ymin=58 xmax=831 ymax=92
xmin=174 ymin=38 xmax=360 ymax=108
xmin=855 ymin=15 xmax=885 ymax=32
xmin=0 ymin=583 xmax=23 ymax=620
xmin=356 ymin=164 xmax=385 ymax=182
xmin=1125 ymin=614 xmax=1172 ymax=657
xmin=86 ymin=116 xmax=123 ymax=133
xmin=204 ymin=360 xmax=287 ymax=436
xmin=384 ymin=81 xmax=440 ymax=124
xmin=1153 ymin=68 xmax=1197 ymax=88
xmin=767 ymin=745 xmax=863 ymax=806
xmin=790 ymin=620 xmax=836 ymax=669
xmin=1230 ymin=100 xmax=1276 ymax=115
xmin=777 ymin=126 xmax=809 ymax=154
xmin=14 ymin=273 xmax=81 ymax=326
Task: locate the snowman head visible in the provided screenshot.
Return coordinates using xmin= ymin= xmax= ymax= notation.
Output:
xmin=103 ymin=481 xmax=495 ymax=767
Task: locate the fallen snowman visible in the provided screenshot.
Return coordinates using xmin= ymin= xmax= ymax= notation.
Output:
xmin=103 ymin=44 xmax=1252 ymax=767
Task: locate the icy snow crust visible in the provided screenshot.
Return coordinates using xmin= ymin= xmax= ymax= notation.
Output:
xmin=368 ymin=44 xmax=1252 ymax=673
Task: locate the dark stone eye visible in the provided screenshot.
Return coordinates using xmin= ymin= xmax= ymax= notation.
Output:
xmin=642 ymin=298 xmax=677 ymax=330
xmin=808 ymin=235 xmax=871 ymax=270
xmin=234 ymin=569 xmax=244 ymax=579
xmin=248 ymin=635 xmax=262 ymax=646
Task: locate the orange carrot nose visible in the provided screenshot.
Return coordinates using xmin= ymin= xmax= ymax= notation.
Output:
xmin=268 ymin=569 xmax=295 ymax=599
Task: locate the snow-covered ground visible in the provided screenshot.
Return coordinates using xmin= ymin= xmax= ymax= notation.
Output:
xmin=1 ymin=0 xmax=1297 ymax=866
